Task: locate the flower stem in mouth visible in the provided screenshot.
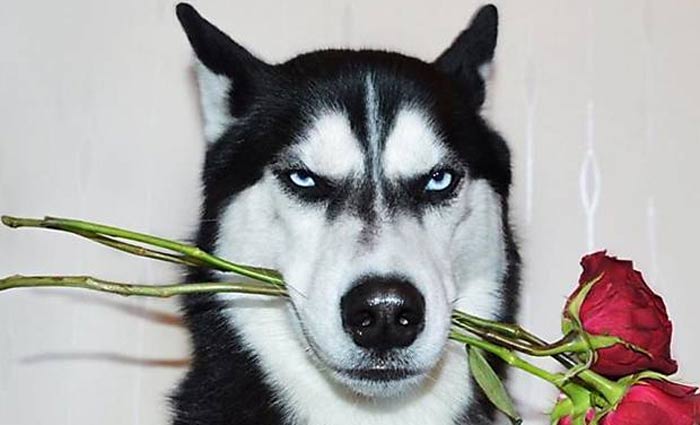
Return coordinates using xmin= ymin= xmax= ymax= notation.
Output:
xmin=0 ymin=214 xmax=636 ymax=416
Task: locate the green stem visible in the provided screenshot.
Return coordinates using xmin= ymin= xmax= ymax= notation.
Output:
xmin=1 ymin=216 xmax=283 ymax=286
xmin=452 ymin=310 xmax=562 ymax=350
xmin=452 ymin=310 xmax=580 ymax=369
xmin=575 ymin=369 xmax=625 ymax=406
xmin=449 ymin=329 xmax=611 ymax=415
xmin=449 ymin=330 xmax=563 ymax=386
xmin=451 ymin=315 xmax=624 ymax=405
xmin=72 ymin=229 xmax=205 ymax=268
xmin=452 ymin=317 xmax=580 ymax=357
xmin=0 ymin=275 xmax=288 ymax=298
xmin=452 ymin=310 xmax=533 ymax=341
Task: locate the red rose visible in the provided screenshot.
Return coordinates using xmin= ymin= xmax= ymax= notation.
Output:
xmin=565 ymin=251 xmax=677 ymax=377
xmin=600 ymin=379 xmax=700 ymax=425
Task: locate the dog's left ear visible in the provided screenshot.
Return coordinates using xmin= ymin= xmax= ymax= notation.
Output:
xmin=434 ymin=4 xmax=498 ymax=108
xmin=176 ymin=3 xmax=269 ymax=143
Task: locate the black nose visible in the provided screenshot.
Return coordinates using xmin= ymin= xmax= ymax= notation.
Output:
xmin=341 ymin=276 xmax=425 ymax=351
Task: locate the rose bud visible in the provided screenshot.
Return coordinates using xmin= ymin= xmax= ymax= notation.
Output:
xmin=600 ymin=379 xmax=700 ymax=424
xmin=564 ymin=251 xmax=678 ymax=377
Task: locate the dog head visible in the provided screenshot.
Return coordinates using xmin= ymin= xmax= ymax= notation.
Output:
xmin=178 ymin=3 xmax=515 ymax=398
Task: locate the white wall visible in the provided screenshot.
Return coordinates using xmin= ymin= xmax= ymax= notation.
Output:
xmin=1 ymin=1 xmax=698 ymax=424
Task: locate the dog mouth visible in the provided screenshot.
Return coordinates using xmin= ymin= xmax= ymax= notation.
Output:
xmin=305 ymin=332 xmax=425 ymax=384
xmin=300 ymin=324 xmax=429 ymax=395
xmin=336 ymin=367 xmax=422 ymax=382
xmin=330 ymin=364 xmax=428 ymax=398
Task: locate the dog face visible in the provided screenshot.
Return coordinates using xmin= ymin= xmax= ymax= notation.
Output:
xmin=178 ymin=4 xmax=514 ymax=399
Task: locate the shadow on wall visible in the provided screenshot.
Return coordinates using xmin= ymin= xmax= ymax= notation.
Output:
xmin=21 ymin=352 xmax=190 ymax=368
xmin=16 ymin=290 xmax=189 ymax=368
xmin=40 ymin=290 xmax=184 ymax=327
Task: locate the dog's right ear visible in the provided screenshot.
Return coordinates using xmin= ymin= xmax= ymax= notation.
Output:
xmin=434 ymin=5 xmax=498 ymax=109
xmin=176 ymin=3 xmax=268 ymax=143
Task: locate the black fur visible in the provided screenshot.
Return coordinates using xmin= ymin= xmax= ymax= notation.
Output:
xmin=172 ymin=289 xmax=286 ymax=424
xmin=171 ymin=3 xmax=519 ymax=424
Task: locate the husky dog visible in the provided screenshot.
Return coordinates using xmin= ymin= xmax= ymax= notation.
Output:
xmin=171 ymin=3 xmax=519 ymax=425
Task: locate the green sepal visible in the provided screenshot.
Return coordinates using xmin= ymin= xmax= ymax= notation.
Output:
xmin=564 ymin=333 xmax=652 ymax=376
xmin=566 ymin=383 xmax=595 ymax=424
xmin=549 ymin=387 xmax=598 ymax=425
xmin=555 ymin=333 xmax=617 ymax=355
xmin=565 ymin=334 xmax=649 ymax=356
xmin=563 ymin=273 xmax=603 ymax=334
xmin=562 ymin=316 xmax=576 ymax=337
xmin=589 ymin=334 xmax=652 ymax=359
xmin=617 ymin=370 xmax=671 ymax=388
xmin=578 ymin=372 xmax=665 ymax=424
xmin=549 ymin=396 xmax=574 ymax=424
xmin=467 ymin=346 xmax=522 ymax=424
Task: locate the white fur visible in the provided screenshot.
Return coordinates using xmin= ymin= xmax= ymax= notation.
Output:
xmin=383 ymin=109 xmax=448 ymax=178
xmin=292 ymin=112 xmax=365 ymax=178
xmin=194 ymin=59 xmax=234 ymax=143
xmin=478 ymin=63 xmax=493 ymax=82
xmin=444 ymin=181 xmax=507 ymax=320
xmin=365 ymin=75 xmax=382 ymax=183
xmin=212 ymin=109 xmax=507 ymax=424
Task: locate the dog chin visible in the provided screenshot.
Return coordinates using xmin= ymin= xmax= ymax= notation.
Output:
xmin=332 ymin=368 xmax=426 ymax=398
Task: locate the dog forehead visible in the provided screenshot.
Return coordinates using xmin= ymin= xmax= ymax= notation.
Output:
xmin=282 ymin=71 xmax=453 ymax=186
xmin=292 ymin=111 xmax=365 ymax=178
xmin=382 ymin=108 xmax=447 ymax=178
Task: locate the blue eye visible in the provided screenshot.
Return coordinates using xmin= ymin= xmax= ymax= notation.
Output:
xmin=425 ymin=170 xmax=454 ymax=192
xmin=289 ymin=170 xmax=316 ymax=188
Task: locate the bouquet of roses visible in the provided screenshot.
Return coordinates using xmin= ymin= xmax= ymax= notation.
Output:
xmin=1 ymin=215 xmax=698 ymax=424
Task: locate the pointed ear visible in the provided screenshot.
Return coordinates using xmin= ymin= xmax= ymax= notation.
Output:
xmin=434 ymin=4 xmax=498 ymax=108
xmin=176 ymin=3 xmax=268 ymax=143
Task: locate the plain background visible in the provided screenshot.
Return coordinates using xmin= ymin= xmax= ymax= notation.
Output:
xmin=1 ymin=1 xmax=699 ymax=424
